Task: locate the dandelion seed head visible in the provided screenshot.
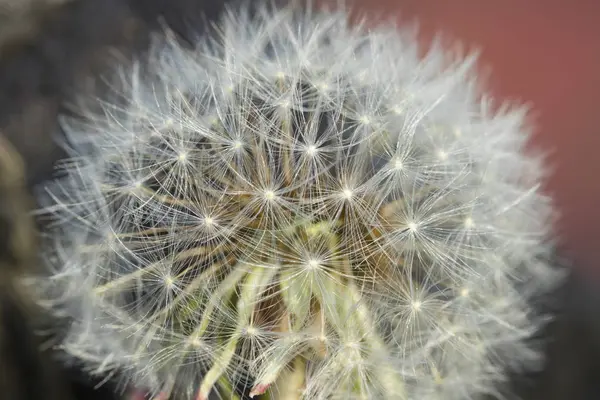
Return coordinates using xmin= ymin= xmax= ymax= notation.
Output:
xmin=305 ymin=145 xmax=318 ymax=156
xmin=341 ymin=188 xmax=353 ymax=200
xmin=278 ymin=99 xmax=291 ymax=110
xmin=163 ymin=275 xmax=176 ymax=288
xmin=316 ymin=81 xmax=329 ymax=92
xmin=32 ymin=3 xmax=561 ymax=400
xmin=464 ymin=217 xmax=474 ymax=228
xmin=243 ymin=326 xmax=259 ymax=337
xmin=393 ymin=158 xmax=404 ymax=170
xmin=264 ymin=190 xmax=276 ymax=201
xmin=306 ymin=259 xmax=321 ymax=270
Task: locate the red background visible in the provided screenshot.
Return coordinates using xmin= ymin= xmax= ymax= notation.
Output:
xmin=328 ymin=0 xmax=600 ymax=274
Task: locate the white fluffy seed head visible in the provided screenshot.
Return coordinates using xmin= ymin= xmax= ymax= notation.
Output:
xmin=32 ymin=2 xmax=562 ymax=400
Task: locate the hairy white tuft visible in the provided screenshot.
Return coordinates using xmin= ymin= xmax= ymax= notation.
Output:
xmin=32 ymin=2 xmax=562 ymax=399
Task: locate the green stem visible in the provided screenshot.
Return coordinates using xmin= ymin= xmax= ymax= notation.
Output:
xmin=197 ymin=264 xmax=277 ymax=399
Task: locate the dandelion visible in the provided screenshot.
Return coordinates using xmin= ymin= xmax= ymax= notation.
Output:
xmin=32 ymin=2 xmax=562 ymax=399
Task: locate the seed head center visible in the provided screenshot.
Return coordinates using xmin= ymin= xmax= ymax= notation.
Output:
xmin=307 ymin=259 xmax=321 ymax=270
xmin=264 ymin=190 xmax=276 ymax=201
xmin=164 ymin=276 xmax=175 ymax=288
xmin=306 ymin=145 xmax=318 ymax=156
xmin=342 ymin=189 xmax=353 ymax=199
xmin=464 ymin=217 xmax=474 ymax=228
xmin=394 ymin=159 xmax=404 ymax=170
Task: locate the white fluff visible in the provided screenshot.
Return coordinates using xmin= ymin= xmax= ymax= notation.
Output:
xmin=33 ymin=2 xmax=562 ymax=399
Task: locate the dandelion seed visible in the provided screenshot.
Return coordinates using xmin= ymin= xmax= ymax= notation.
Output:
xmin=316 ymin=81 xmax=329 ymax=92
xmin=264 ymin=190 xmax=276 ymax=201
xmin=306 ymin=259 xmax=321 ymax=270
xmin=305 ymin=145 xmax=318 ymax=156
xmin=341 ymin=188 xmax=353 ymax=200
xmin=203 ymin=216 xmax=214 ymax=226
xmin=464 ymin=217 xmax=474 ymax=228
xmin=394 ymin=158 xmax=404 ymax=171
xmin=162 ymin=276 xmax=177 ymax=293
xmin=359 ymin=115 xmax=371 ymax=125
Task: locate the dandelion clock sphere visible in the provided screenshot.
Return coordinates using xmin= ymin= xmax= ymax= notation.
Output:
xmin=34 ymin=3 xmax=562 ymax=399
